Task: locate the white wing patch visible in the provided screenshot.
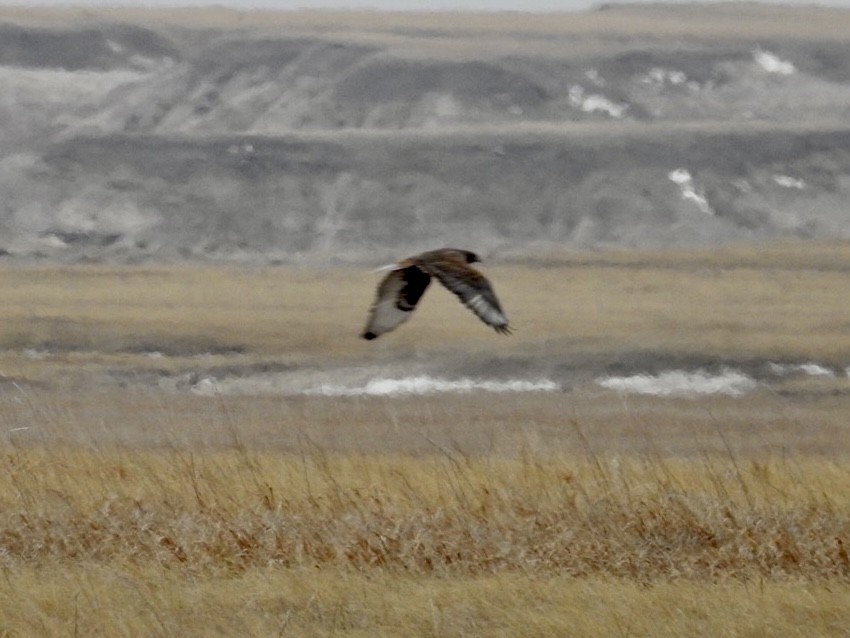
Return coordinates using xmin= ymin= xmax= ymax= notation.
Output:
xmin=362 ymin=267 xmax=424 ymax=339
xmin=465 ymin=293 xmax=509 ymax=328
xmin=369 ymin=298 xmax=413 ymax=336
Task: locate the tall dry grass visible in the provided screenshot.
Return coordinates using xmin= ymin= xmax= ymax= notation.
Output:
xmin=2 ymin=445 xmax=849 ymax=578
xmin=0 ymin=443 xmax=848 ymax=635
xmin=5 ymin=567 xmax=849 ymax=637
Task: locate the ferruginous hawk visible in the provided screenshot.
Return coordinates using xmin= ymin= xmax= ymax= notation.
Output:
xmin=361 ymin=248 xmax=512 ymax=340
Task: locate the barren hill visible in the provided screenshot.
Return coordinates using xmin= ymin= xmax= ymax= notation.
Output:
xmin=2 ymin=4 xmax=850 ymax=264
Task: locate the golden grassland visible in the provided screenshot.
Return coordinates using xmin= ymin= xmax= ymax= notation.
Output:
xmin=7 ymin=568 xmax=850 ymax=637
xmin=1 ymin=241 xmax=850 ymax=635
xmin=3 ymin=240 xmax=850 ymax=380
xmin=0 ymin=447 xmax=849 ymax=635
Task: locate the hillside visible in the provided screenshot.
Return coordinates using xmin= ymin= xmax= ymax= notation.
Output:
xmin=2 ymin=4 xmax=850 ymax=263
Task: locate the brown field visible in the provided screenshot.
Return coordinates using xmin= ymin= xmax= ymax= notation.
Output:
xmin=1 ymin=241 xmax=850 ymax=635
xmin=4 ymin=3 xmax=850 ymax=44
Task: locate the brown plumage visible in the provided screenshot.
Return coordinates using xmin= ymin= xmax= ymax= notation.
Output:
xmin=361 ymin=248 xmax=512 ymax=340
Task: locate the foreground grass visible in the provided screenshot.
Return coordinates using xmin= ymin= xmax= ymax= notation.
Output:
xmin=5 ymin=568 xmax=850 ymax=637
xmin=2 ymin=447 xmax=849 ymax=579
xmin=0 ymin=446 xmax=849 ymax=635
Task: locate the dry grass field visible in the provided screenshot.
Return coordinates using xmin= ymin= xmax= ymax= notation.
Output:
xmin=1 ymin=450 xmax=850 ymax=636
xmin=1 ymin=241 xmax=850 ymax=635
xmin=5 ymin=239 xmax=850 ymax=373
xmin=4 ymin=3 xmax=850 ymax=44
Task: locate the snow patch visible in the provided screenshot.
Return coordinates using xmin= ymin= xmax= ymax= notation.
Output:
xmin=644 ymin=67 xmax=688 ymax=86
xmin=668 ymin=168 xmax=693 ymax=186
xmin=227 ymin=142 xmax=255 ymax=155
xmin=772 ymin=174 xmax=806 ymax=190
xmin=799 ymin=363 xmax=833 ymax=377
xmin=754 ymin=49 xmax=796 ymax=75
xmin=597 ymin=369 xmax=756 ymax=397
xmin=190 ymin=374 xmax=560 ymax=397
xmin=767 ymin=362 xmax=834 ymax=377
xmin=668 ymin=168 xmax=714 ymax=215
xmin=568 ymin=85 xmax=627 ymax=119
xmin=303 ymin=376 xmax=560 ymax=397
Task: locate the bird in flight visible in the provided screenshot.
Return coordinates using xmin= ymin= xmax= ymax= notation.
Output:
xmin=361 ymin=248 xmax=512 ymax=340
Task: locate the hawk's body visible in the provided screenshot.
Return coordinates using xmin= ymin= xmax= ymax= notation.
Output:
xmin=361 ymin=248 xmax=512 ymax=340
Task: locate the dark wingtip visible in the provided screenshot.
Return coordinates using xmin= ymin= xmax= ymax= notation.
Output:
xmin=362 ymin=331 xmax=378 ymax=340
xmin=495 ymin=324 xmax=513 ymax=336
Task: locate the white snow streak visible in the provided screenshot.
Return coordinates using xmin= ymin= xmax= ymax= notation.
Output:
xmin=767 ymin=362 xmax=834 ymax=377
xmin=772 ymin=174 xmax=806 ymax=190
xmin=754 ymin=49 xmax=796 ymax=75
xmin=303 ymin=376 xmax=560 ymax=397
xmin=597 ymin=369 xmax=756 ymax=397
xmin=668 ymin=168 xmax=714 ymax=215
xmin=568 ymin=85 xmax=628 ymax=119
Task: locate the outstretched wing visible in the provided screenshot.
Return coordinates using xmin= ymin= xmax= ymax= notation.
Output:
xmin=417 ymin=256 xmax=511 ymax=334
xmin=361 ymin=264 xmax=431 ymax=340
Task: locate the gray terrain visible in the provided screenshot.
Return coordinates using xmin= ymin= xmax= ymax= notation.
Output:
xmin=2 ymin=3 xmax=850 ymax=264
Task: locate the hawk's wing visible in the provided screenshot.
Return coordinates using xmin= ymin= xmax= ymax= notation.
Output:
xmin=361 ymin=264 xmax=431 ymax=340
xmin=417 ymin=256 xmax=511 ymax=334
